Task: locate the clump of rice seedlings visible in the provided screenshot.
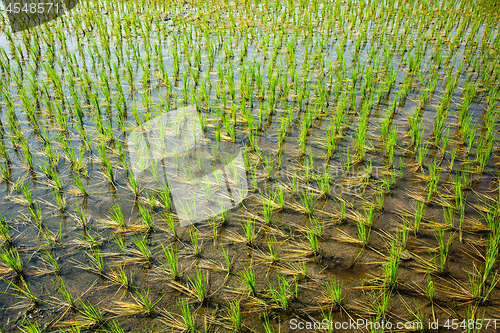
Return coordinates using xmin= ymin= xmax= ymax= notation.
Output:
xmin=0 ymin=214 xmax=13 ymax=246
xmin=139 ymin=204 xmax=154 ymax=232
xmin=267 ymin=275 xmax=292 ymax=312
xmin=467 ymin=263 xmax=499 ymax=303
xmin=432 ymin=227 xmax=454 ymax=274
xmin=225 ymin=299 xmax=243 ymax=331
xmin=52 ymin=276 xmax=76 ymax=309
xmin=413 ymin=201 xmax=425 ymax=235
xmin=76 ymin=301 xmax=105 ymax=329
xmin=321 ymin=277 xmax=343 ymax=307
xmin=243 ymin=218 xmax=258 ymax=247
xmin=131 ymin=235 xmax=153 ymax=264
xmin=187 ymin=267 xmax=208 ymax=304
xmin=19 ymin=320 xmax=41 ymax=333
xmin=189 ymin=227 xmax=201 ymax=257
xmin=40 ymin=250 xmax=61 ymax=275
xmin=179 ymin=299 xmax=196 ymax=332
xmin=0 ymin=247 xmax=23 ymax=277
xmin=2 ymin=277 xmax=38 ymax=308
xmin=128 ymin=171 xmax=141 ymax=198
xmin=162 ymin=244 xmax=180 ymax=281
xmin=357 ymin=218 xmax=371 ymax=246
xmin=240 ymin=265 xmax=257 ymax=296
xmin=384 ymin=236 xmax=403 ymax=289
xmin=165 ymin=213 xmax=177 ymax=239
xmin=106 ymin=264 xmax=130 ymax=292
xmin=106 ymin=203 xmax=127 ymax=230
xmin=262 ymin=196 xmax=274 ymax=224
xmin=72 ymin=174 xmax=88 ymax=197
xmin=51 ymin=188 xmax=68 ymax=212
xmin=77 ymin=247 xmax=105 ymax=276
xmin=299 ymin=189 xmax=314 ymax=216
xmin=307 ymin=230 xmax=320 ymax=255
xmin=111 ymin=288 xmax=163 ymax=317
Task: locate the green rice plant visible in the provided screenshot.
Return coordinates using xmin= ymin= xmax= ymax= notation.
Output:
xmin=187 ymin=267 xmax=207 ymax=303
xmin=307 ymin=230 xmax=319 ymax=255
xmin=268 ymin=275 xmax=291 ymax=312
xmin=108 ymin=203 xmax=126 ymax=229
xmin=107 ymin=264 xmax=130 ymax=292
xmin=139 ymin=204 xmax=154 ymax=231
xmin=79 ymin=247 xmax=105 ymax=276
xmin=322 ymin=277 xmax=343 ymax=306
xmin=165 ymin=213 xmax=177 ymax=239
xmin=162 ymin=244 xmax=180 ymax=280
xmin=0 ymin=247 xmax=23 ymax=276
xmin=0 ymin=215 xmax=13 ymax=246
xmin=20 ymin=138 xmax=34 ymax=171
xmin=414 ymin=201 xmax=425 ymax=235
xmin=179 ymin=299 xmax=196 ymax=332
xmin=0 ymin=163 xmax=11 ymax=182
xmin=19 ymin=320 xmax=41 ymax=333
xmin=243 ymin=218 xmax=258 ymax=247
xmin=51 ymin=188 xmax=67 ymax=212
xmin=190 ymin=227 xmax=200 ymax=257
xmin=52 ymin=276 xmax=75 ymax=308
xmin=42 ymin=250 xmax=61 ymax=275
xmin=78 ymin=301 xmax=105 ymax=328
xmin=132 ymin=235 xmax=152 ymax=263
xmin=300 ymin=189 xmax=314 ymax=216
xmin=129 ymin=288 xmax=163 ymax=316
xmin=263 ymin=312 xmax=280 ymax=333
xmin=226 ymin=299 xmax=242 ymax=331
xmin=240 ymin=265 xmax=257 ymax=296
xmin=106 ymin=320 xmax=126 ymax=333
xmin=2 ymin=277 xmax=38 ymax=306
xmin=364 ymin=205 xmax=374 ymax=227
xmin=21 ymin=182 xmax=33 ymax=207
xmin=426 ymin=271 xmax=434 ymax=303
xmin=357 ymin=219 xmax=371 ymax=246
xmin=384 ymin=237 xmax=403 ymax=289
xmin=73 ymin=174 xmax=88 ymax=197
xmin=443 ymin=206 xmax=455 ymax=229
xmin=340 ymin=201 xmax=346 ymax=221
xmin=433 ymin=227 xmax=454 ymax=273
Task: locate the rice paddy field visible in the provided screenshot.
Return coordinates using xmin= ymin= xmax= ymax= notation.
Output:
xmin=0 ymin=0 xmax=500 ymax=331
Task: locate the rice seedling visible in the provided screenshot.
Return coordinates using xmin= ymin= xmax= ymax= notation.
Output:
xmin=0 ymin=247 xmax=23 ymax=277
xmin=187 ymin=267 xmax=208 ymax=304
xmin=190 ymin=227 xmax=201 ymax=257
xmin=179 ymin=299 xmax=196 ymax=332
xmin=106 ymin=264 xmax=130 ymax=292
xmin=240 ymin=265 xmax=257 ymax=296
xmin=432 ymin=227 xmax=454 ymax=273
xmin=321 ymin=277 xmax=343 ymax=306
xmin=267 ymin=275 xmax=292 ymax=312
xmin=162 ymin=244 xmax=180 ymax=281
xmin=112 ymin=288 xmax=163 ymax=317
xmin=52 ymin=276 xmax=76 ymax=309
xmin=225 ymin=298 xmax=243 ymax=331
xmin=243 ymin=218 xmax=258 ymax=247
xmin=77 ymin=301 xmax=105 ymax=329
xmin=357 ymin=219 xmax=371 ymax=246
xmin=139 ymin=204 xmax=154 ymax=231
xmin=0 ymin=215 xmax=13 ymax=246
xmin=131 ymin=235 xmax=153 ymax=263
xmin=2 ymin=277 xmax=38 ymax=307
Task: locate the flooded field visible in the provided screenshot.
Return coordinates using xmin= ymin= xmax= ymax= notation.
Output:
xmin=0 ymin=0 xmax=499 ymax=331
